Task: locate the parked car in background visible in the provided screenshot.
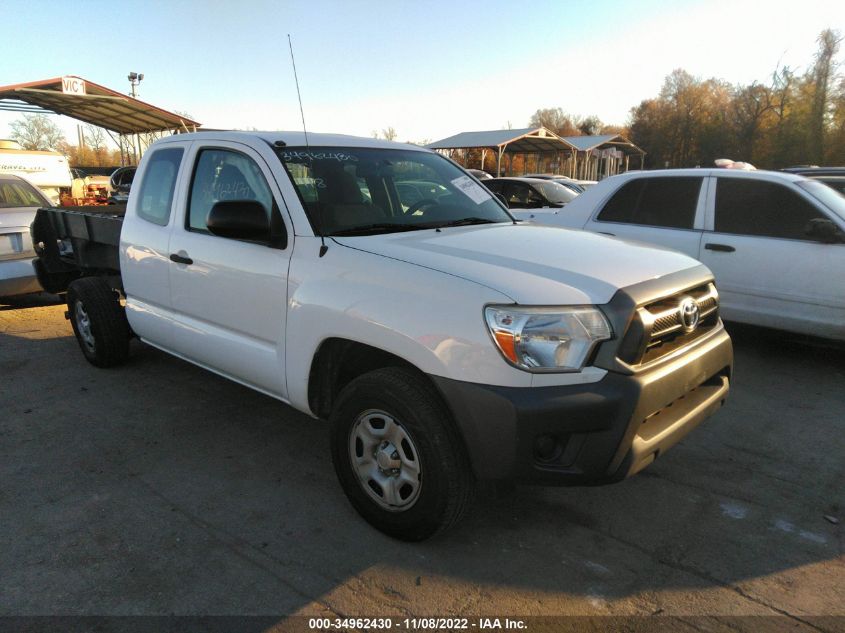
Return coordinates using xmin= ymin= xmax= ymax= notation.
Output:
xmin=513 ymin=169 xmax=845 ymax=340
xmin=108 ymin=165 xmax=136 ymax=204
xmin=527 ymin=175 xmax=599 ymax=190
xmin=524 ymin=173 xmax=586 ymax=194
xmin=0 ymin=174 xmax=51 ymax=297
xmin=782 ymin=166 xmax=845 ymax=196
xmin=483 ymin=177 xmax=579 ymax=209
xmin=467 ymin=168 xmax=492 ymax=180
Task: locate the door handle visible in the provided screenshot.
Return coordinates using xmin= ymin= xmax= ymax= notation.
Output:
xmin=169 ymin=253 xmax=193 ymax=265
xmin=704 ymin=243 xmax=735 ymax=253
xmin=597 ymin=231 xmax=616 ymax=237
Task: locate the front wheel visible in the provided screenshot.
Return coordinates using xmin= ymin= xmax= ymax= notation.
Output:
xmin=330 ymin=367 xmax=474 ymax=541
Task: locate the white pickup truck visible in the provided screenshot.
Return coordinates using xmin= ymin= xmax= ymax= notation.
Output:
xmin=32 ymin=132 xmax=733 ymax=540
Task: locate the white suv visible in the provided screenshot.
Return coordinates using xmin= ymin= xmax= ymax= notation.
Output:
xmin=513 ymin=169 xmax=845 ymax=341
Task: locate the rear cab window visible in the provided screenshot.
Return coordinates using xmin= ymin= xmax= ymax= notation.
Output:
xmin=597 ymin=177 xmax=702 ymax=229
xmin=135 ymin=148 xmax=183 ymax=226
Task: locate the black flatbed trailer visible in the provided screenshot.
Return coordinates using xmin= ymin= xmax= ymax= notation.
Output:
xmin=31 ymin=205 xmax=126 ymax=294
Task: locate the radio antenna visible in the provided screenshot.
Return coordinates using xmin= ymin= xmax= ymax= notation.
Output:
xmin=288 ymin=34 xmax=328 ymax=256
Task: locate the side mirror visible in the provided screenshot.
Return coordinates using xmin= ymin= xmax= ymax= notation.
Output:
xmin=207 ymin=200 xmax=270 ymax=242
xmin=804 ymin=218 xmax=843 ymax=244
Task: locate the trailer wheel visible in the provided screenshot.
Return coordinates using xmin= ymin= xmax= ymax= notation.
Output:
xmin=67 ymin=277 xmax=130 ymax=368
xmin=330 ymin=367 xmax=474 ymax=541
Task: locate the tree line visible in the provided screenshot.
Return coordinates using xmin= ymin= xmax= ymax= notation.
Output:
xmin=530 ymin=29 xmax=844 ymax=170
xmin=629 ymin=29 xmax=844 ymax=169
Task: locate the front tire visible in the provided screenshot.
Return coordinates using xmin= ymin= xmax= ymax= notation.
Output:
xmin=67 ymin=277 xmax=130 ymax=368
xmin=330 ymin=367 xmax=474 ymax=541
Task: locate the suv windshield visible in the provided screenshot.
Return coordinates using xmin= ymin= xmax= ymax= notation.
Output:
xmin=276 ymin=147 xmax=511 ymax=235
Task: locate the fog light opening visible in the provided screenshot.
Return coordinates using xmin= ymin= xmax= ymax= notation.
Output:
xmin=534 ymin=433 xmax=563 ymax=463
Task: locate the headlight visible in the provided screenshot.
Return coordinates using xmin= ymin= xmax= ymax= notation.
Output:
xmin=485 ymin=305 xmax=612 ymax=372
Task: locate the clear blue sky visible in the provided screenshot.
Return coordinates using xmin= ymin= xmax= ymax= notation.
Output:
xmin=1 ymin=0 xmax=843 ymax=143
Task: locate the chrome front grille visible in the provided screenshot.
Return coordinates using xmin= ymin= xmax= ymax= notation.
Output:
xmin=619 ymin=282 xmax=721 ymax=366
xmin=643 ymin=283 xmax=719 ymax=339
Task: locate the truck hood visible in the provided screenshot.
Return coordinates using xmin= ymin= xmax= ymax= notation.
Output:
xmin=334 ymin=223 xmax=703 ymax=304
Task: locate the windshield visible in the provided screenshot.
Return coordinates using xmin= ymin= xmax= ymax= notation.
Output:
xmin=276 ymin=147 xmax=511 ymax=235
xmin=535 ymin=180 xmax=578 ymax=204
xmin=798 ymin=179 xmax=845 ymax=222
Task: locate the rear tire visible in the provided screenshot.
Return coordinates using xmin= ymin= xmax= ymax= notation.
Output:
xmin=330 ymin=367 xmax=474 ymax=541
xmin=67 ymin=277 xmax=130 ymax=368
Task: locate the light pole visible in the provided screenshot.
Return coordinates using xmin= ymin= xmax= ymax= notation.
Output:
xmin=127 ymin=72 xmax=144 ymax=164
xmin=127 ymin=72 xmax=144 ymax=98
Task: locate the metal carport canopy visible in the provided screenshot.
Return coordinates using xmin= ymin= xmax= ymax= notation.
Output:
xmin=426 ymin=127 xmax=577 ymax=176
xmin=561 ymin=133 xmax=645 ymax=156
xmin=0 ymin=76 xmax=200 ymax=134
xmin=426 ymin=127 xmax=576 ymax=153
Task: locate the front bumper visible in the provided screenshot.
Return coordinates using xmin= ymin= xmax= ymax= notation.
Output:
xmin=431 ymin=323 xmax=733 ymax=485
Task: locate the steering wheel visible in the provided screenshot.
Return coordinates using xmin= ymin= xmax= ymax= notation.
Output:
xmin=404 ymin=198 xmax=439 ymax=216
xmin=109 ymin=166 xmax=136 ymax=193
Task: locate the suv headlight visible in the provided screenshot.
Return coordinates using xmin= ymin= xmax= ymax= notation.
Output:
xmin=485 ymin=305 xmax=612 ymax=372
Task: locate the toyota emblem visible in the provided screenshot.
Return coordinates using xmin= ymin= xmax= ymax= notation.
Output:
xmin=679 ymin=297 xmax=700 ymax=332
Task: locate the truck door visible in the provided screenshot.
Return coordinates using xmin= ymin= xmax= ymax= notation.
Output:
xmin=167 ymin=143 xmax=293 ymax=399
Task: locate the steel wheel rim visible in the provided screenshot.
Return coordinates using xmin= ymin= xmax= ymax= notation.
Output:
xmin=348 ymin=409 xmax=422 ymax=512
xmin=74 ymin=300 xmax=96 ymax=353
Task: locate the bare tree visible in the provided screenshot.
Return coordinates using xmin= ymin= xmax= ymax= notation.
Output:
xmin=9 ymin=114 xmax=65 ymax=150
xmin=381 ymin=127 xmax=398 ymax=141
xmin=84 ymin=124 xmax=107 ymax=152
xmin=808 ymin=29 xmax=842 ymax=162
xmin=575 ymin=115 xmax=603 ymax=136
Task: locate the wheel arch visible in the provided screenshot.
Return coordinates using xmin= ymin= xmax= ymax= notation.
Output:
xmin=307 ymin=337 xmax=446 ymax=420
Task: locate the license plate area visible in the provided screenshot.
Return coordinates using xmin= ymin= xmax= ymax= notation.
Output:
xmin=0 ymin=232 xmax=24 ymax=257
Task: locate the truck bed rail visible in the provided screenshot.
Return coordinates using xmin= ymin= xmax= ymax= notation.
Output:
xmin=31 ymin=205 xmax=126 ymax=294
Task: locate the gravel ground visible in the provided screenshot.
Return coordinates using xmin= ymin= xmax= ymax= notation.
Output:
xmin=1 ymin=294 xmax=842 ymax=630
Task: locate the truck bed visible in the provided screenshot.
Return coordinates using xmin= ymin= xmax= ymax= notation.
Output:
xmin=31 ymin=205 xmax=126 ymax=294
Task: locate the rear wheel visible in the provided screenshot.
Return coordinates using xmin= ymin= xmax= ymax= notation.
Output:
xmin=330 ymin=367 xmax=474 ymax=541
xmin=67 ymin=277 xmax=130 ymax=368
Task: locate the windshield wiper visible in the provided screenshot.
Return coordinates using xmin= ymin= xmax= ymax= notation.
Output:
xmin=433 ymin=217 xmax=499 ymax=229
xmin=329 ymin=223 xmax=430 ymax=236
